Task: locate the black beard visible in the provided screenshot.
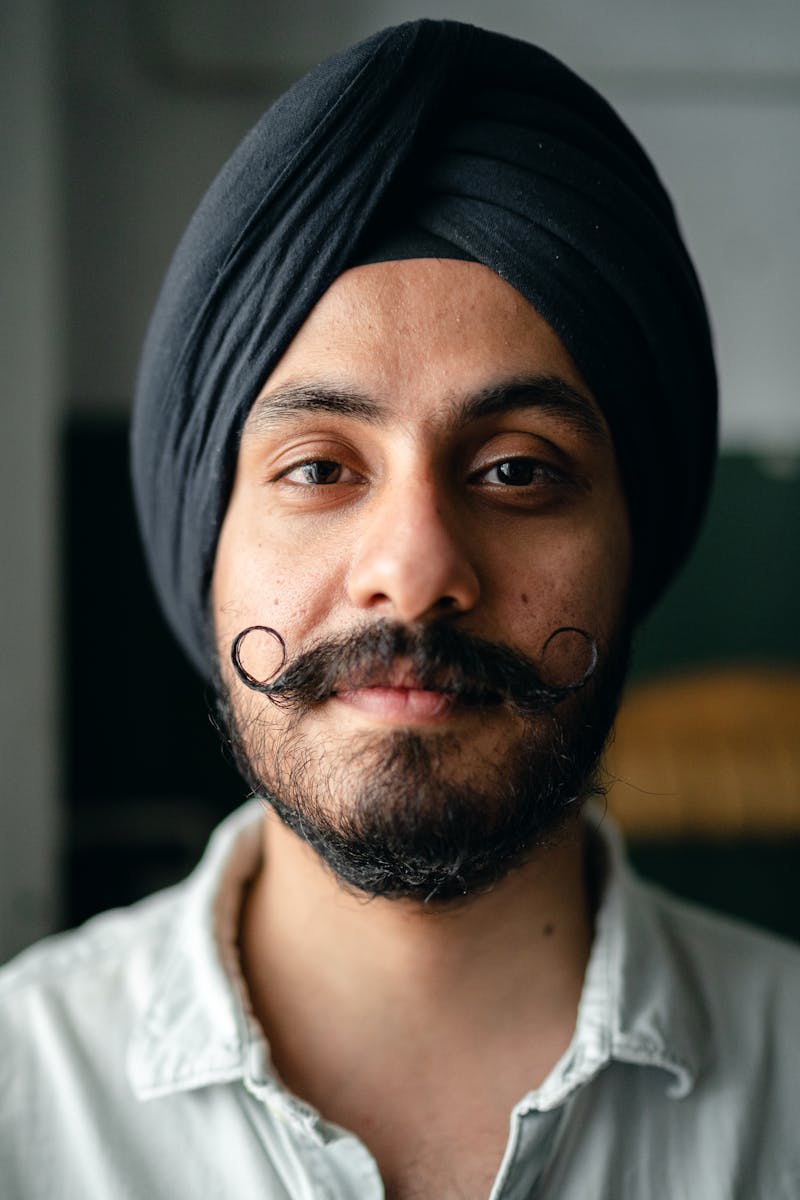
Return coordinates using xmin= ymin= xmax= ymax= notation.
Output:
xmin=213 ymin=619 xmax=629 ymax=904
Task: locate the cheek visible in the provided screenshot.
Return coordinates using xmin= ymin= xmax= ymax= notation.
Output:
xmin=568 ymin=513 xmax=631 ymax=633
xmin=212 ymin=507 xmax=346 ymax=667
xmin=490 ymin=515 xmax=630 ymax=643
xmin=557 ymin=528 xmax=630 ymax=626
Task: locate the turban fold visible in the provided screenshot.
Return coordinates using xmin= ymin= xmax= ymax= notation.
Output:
xmin=132 ymin=19 xmax=717 ymax=678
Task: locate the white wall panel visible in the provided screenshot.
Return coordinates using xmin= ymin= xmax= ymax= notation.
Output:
xmin=156 ymin=0 xmax=800 ymax=77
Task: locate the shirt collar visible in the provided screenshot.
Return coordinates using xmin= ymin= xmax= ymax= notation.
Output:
xmin=128 ymin=801 xmax=708 ymax=1107
xmin=523 ymin=809 xmax=709 ymax=1111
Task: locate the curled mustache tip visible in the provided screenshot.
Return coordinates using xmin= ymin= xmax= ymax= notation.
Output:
xmin=541 ymin=626 xmax=599 ymax=690
xmin=231 ymin=625 xmax=286 ymax=692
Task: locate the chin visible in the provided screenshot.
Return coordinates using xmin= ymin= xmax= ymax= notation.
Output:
xmin=236 ymin=715 xmax=606 ymax=902
xmin=213 ymin=619 xmax=630 ymax=901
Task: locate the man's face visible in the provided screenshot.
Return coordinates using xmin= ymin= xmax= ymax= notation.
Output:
xmin=212 ymin=259 xmax=631 ymax=901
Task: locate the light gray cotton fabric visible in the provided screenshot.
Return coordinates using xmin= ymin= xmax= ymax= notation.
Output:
xmin=1 ymin=801 xmax=798 ymax=1199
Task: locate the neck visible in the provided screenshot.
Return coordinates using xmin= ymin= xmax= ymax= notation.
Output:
xmin=239 ymin=805 xmax=595 ymax=1109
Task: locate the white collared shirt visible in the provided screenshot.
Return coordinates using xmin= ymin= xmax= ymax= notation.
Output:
xmin=1 ymin=800 xmax=799 ymax=1198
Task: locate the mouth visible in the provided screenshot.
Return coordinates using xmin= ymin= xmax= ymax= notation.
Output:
xmin=334 ymin=685 xmax=457 ymax=722
xmin=331 ymin=663 xmax=503 ymax=725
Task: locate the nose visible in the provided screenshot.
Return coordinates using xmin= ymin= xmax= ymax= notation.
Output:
xmin=346 ymin=476 xmax=481 ymax=622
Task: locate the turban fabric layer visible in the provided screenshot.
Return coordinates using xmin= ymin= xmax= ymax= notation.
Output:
xmin=132 ymin=20 xmax=717 ymax=678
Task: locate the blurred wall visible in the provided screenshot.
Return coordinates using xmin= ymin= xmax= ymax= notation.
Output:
xmin=63 ymin=0 xmax=800 ymax=446
xmin=1 ymin=0 xmax=61 ymax=962
xmin=2 ymin=0 xmax=799 ymax=960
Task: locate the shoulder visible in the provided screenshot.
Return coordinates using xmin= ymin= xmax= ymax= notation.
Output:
xmin=0 ymin=885 xmax=181 ymax=1080
xmin=631 ymin=875 xmax=800 ymax=1093
xmin=0 ymin=883 xmax=179 ymax=996
xmin=639 ymin=875 xmax=800 ymax=989
xmin=0 ymin=801 xmax=261 ymax=1018
xmin=0 ymin=885 xmax=190 ymax=1200
xmin=598 ymin=869 xmax=800 ymax=1193
xmin=595 ymin=811 xmax=800 ymax=1040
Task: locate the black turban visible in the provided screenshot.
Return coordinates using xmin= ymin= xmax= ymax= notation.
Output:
xmin=132 ymin=19 xmax=717 ymax=679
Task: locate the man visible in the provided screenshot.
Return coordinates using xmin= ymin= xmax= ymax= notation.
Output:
xmin=1 ymin=20 xmax=798 ymax=1199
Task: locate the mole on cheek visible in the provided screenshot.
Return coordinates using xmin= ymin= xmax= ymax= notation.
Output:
xmin=542 ymin=923 xmax=554 ymax=937
xmin=520 ymin=592 xmax=529 ymax=604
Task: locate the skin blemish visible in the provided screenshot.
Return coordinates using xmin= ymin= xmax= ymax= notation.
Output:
xmin=520 ymin=592 xmax=529 ymax=604
xmin=542 ymin=923 xmax=555 ymax=937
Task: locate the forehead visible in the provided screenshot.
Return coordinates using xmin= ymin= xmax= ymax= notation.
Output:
xmin=246 ymin=258 xmax=609 ymax=441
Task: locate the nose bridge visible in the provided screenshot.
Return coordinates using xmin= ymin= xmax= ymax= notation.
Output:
xmin=346 ymin=465 xmax=480 ymax=621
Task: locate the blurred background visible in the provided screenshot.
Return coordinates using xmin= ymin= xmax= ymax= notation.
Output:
xmin=2 ymin=0 xmax=799 ymax=964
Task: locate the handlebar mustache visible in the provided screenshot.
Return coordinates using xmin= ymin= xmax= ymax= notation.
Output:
xmin=231 ymin=620 xmax=598 ymax=717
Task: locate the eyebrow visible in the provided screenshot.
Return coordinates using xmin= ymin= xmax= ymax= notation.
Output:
xmin=245 ymin=375 xmax=609 ymax=446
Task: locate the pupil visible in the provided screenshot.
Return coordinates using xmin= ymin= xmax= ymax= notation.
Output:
xmin=498 ymin=459 xmax=533 ymax=485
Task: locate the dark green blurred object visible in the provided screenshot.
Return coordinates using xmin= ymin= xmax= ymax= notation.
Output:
xmin=633 ymin=452 xmax=800 ymax=678
xmin=626 ymin=452 xmax=800 ymax=943
xmin=628 ymin=841 xmax=800 ymax=943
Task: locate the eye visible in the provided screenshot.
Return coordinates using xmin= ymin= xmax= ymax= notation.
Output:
xmin=480 ymin=458 xmax=563 ymax=487
xmin=281 ymin=459 xmax=348 ymax=485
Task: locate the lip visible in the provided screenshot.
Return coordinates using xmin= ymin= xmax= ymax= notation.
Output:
xmin=333 ymin=685 xmax=458 ymax=724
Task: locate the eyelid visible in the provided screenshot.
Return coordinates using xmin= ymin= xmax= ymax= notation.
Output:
xmin=467 ymin=411 xmax=596 ymax=475
xmin=264 ymin=436 xmax=366 ymax=479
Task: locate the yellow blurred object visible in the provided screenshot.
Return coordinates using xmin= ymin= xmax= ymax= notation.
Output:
xmin=604 ymin=668 xmax=800 ymax=838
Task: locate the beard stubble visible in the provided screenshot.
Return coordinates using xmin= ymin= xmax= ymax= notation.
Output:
xmin=213 ymin=619 xmax=629 ymax=904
